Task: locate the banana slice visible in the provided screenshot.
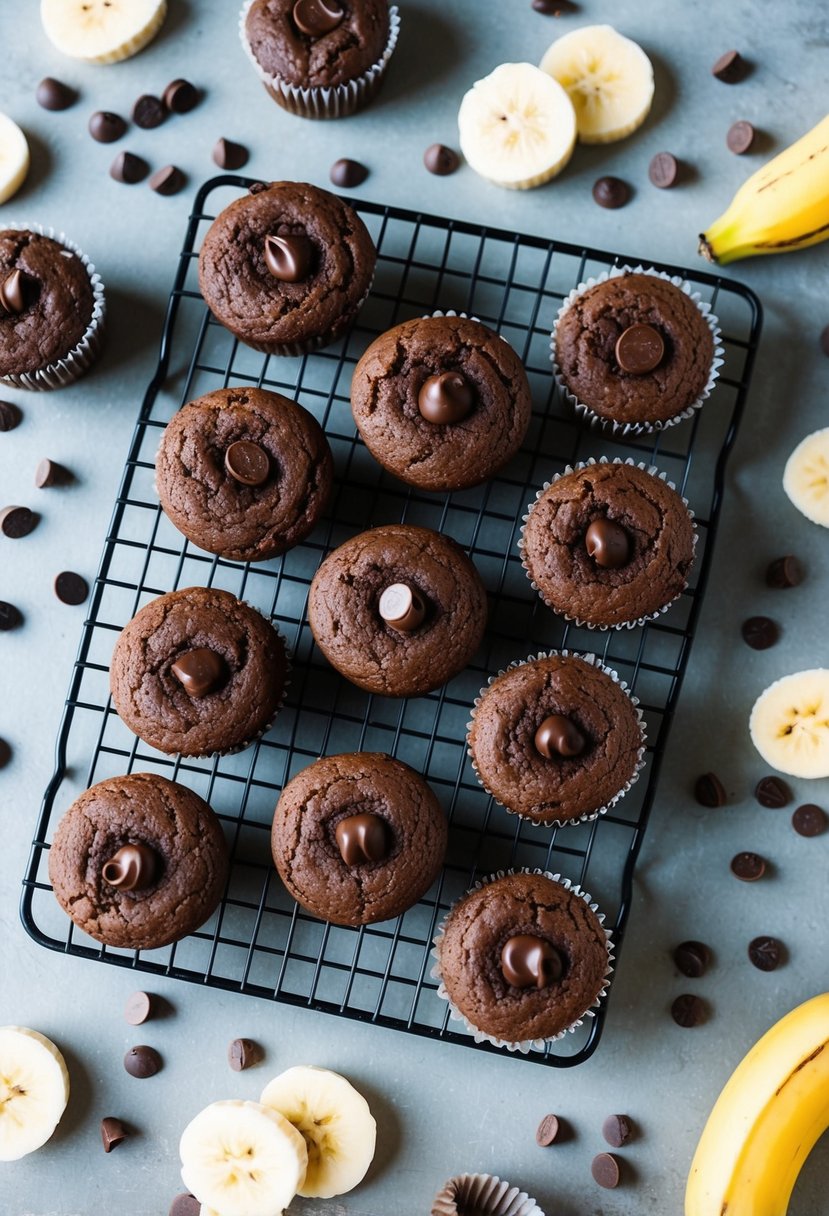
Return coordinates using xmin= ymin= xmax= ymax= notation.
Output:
xmin=783 ymin=428 xmax=829 ymax=526
xmin=749 ymin=670 xmax=829 ymax=779
xmin=180 ymin=1099 xmax=307 ymax=1216
xmin=0 ymin=113 xmax=30 ymax=205
xmin=539 ymin=24 xmax=654 ymax=144
xmin=0 ymin=1026 xmax=70 ymax=1161
xmin=457 ymin=62 xmax=577 ymax=190
xmin=260 ymin=1066 xmax=376 ymax=1199
xmin=40 ymin=0 xmax=167 ymax=64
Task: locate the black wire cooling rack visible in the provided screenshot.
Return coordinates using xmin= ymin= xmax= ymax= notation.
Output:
xmin=22 ymin=176 xmax=762 ymax=1067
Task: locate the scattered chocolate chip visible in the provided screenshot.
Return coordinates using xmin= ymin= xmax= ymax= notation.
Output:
xmin=124 ymin=991 xmax=154 ymax=1026
xmin=673 ymin=940 xmax=711 ymax=978
xmin=228 ymin=1038 xmax=263 ymax=1071
xmin=730 ymin=851 xmax=766 ymax=882
xmin=100 ymin=1116 xmax=128 ymax=1152
xmin=212 ymin=137 xmax=249 ymax=170
xmin=727 ymin=120 xmax=755 ymax=154
xmin=671 ymin=993 xmax=708 ymax=1027
xmin=423 ymin=143 xmax=460 ymax=175
xmin=532 ymin=0 xmax=578 ymax=10
xmin=168 ymin=1196 xmax=201 ymax=1216
xmin=163 ymin=79 xmax=200 ymax=114
xmin=755 ymin=775 xmax=791 ymax=808
xmin=36 ymin=77 xmax=77 ymax=111
xmin=0 ymin=601 xmax=22 ymax=631
xmin=765 ymin=555 xmax=803 ymax=588
xmin=741 ymin=616 xmax=779 ymax=650
xmin=591 ymin=1152 xmax=621 ymax=1188
xmin=602 ymin=1114 xmax=633 ymax=1147
xmin=748 ymin=935 xmax=784 ymax=971
xmin=0 ymin=739 xmax=10 ymax=769
xmin=793 ymin=803 xmax=826 ymax=837
xmin=648 ymin=151 xmax=679 ymax=188
xmin=694 ymin=772 xmax=727 ymax=807
xmin=133 ymin=94 xmax=166 ymax=129
xmin=820 ymin=325 xmax=829 ymax=357
xmin=35 ymin=458 xmax=70 ymax=488
xmin=88 ymin=111 xmax=126 ymax=143
xmin=150 ymin=165 xmax=186 ymax=196
xmin=712 ymin=50 xmax=746 ymax=82
xmin=330 ymin=157 xmax=369 ymax=188
xmin=535 ymin=1113 xmax=560 ymax=1146
xmin=110 ymin=151 xmax=150 ymax=184
xmin=0 ymin=506 xmax=37 ymax=538
xmin=592 ymin=176 xmax=630 ymax=208
xmin=0 ymin=400 xmax=22 ymax=432
xmin=54 ymin=571 xmax=89 ymax=605
xmin=124 ymin=1045 xmax=161 ymax=1079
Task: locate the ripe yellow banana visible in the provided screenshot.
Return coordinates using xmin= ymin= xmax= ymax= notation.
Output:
xmin=685 ymin=993 xmax=829 ymax=1216
xmin=699 ymin=113 xmax=829 ymax=263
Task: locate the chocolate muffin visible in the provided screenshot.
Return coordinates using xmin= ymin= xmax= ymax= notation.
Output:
xmin=49 ymin=773 xmax=229 ymax=951
xmin=198 ymin=181 xmax=376 ymax=356
xmin=110 ymin=587 xmax=288 ymax=756
xmin=520 ymin=458 xmax=697 ymax=629
xmin=308 ymin=524 xmax=488 ymax=697
xmin=351 ymin=314 xmax=533 ymax=492
xmin=272 ymin=752 xmax=447 ymax=925
xmin=0 ymin=226 xmax=105 ymax=390
xmin=435 ymin=870 xmax=611 ymax=1047
xmin=241 ymin=0 xmax=399 ymax=119
xmin=155 ymin=386 xmax=333 ymax=562
xmin=467 ymin=652 xmax=644 ymax=825
xmin=553 ymin=269 xmax=720 ymax=431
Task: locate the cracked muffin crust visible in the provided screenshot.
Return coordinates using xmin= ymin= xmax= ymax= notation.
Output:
xmin=520 ymin=460 xmax=696 ymax=628
xmin=49 ymin=773 xmax=229 ymax=951
xmin=272 ymin=752 xmax=447 ymax=926
xmin=244 ymin=0 xmax=390 ymax=90
xmin=350 ymin=314 xmax=533 ymax=492
xmin=110 ymin=587 xmax=288 ymax=756
xmin=155 ymin=386 xmax=333 ymax=562
xmin=308 ymin=524 xmax=488 ymax=697
xmin=435 ymin=871 xmax=610 ymax=1044
xmin=198 ymin=181 xmax=376 ymax=356
xmin=467 ymin=653 xmax=644 ymax=825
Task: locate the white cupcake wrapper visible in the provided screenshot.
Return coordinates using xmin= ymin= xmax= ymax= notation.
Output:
xmin=0 ymin=222 xmax=106 ymax=391
xmin=466 ymin=649 xmax=646 ymax=828
xmin=430 ymin=867 xmax=615 ymax=1054
xmin=431 ymin=1173 xmax=545 ymax=1216
xmin=550 ymin=264 xmax=724 ymax=436
xmin=519 ymin=456 xmax=698 ymax=631
xmin=239 ymin=0 xmax=400 ymax=120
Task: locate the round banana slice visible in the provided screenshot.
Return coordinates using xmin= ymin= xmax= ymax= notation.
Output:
xmin=0 ymin=1026 xmax=70 ymax=1161
xmin=749 ymin=669 xmax=829 ymax=779
xmin=458 ymin=62 xmax=577 ymax=190
xmin=180 ymin=1099 xmax=307 ymax=1216
xmin=540 ymin=24 xmax=654 ymax=144
xmin=783 ymin=427 xmax=829 ymax=526
xmin=0 ymin=113 xmax=30 ymax=205
xmin=261 ymin=1066 xmax=376 ymax=1199
xmin=40 ymin=0 xmax=168 ymax=64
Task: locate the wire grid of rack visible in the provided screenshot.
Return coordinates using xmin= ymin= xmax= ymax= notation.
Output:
xmin=22 ymin=176 xmax=762 ymax=1066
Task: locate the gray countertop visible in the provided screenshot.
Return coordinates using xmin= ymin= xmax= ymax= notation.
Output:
xmin=2 ymin=2 xmax=828 ymax=1213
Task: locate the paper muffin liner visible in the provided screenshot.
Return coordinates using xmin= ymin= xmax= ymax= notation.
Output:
xmin=467 ymin=649 xmax=646 ymax=829
xmin=519 ymin=456 xmax=698 ymax=630
xmin=0 ymin=222 xmax=106 ymax=391
xmin=239 ymin=0 xmax=400 ymax=120
xmin=550 ymin=264 xmax=724 ymax=436
xmin=431 ymin=868 xmax=615 ymax=1054
xmin=431 ymin=1173 xmax=545 ymax=1216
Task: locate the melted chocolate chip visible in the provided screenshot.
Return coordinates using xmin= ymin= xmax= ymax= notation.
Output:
xmin=417 ymin=372 xmax=474 ymax=424
xmin=264 ymin=234 xmax=313 ymax=282
xmin=585 ymin=518 xmax=630 ymax=568
xmin=335 ymin=813 xmax=389 ymax=866
xmin=171 ymin=648 xmax=225 ymax=698
xmin=500 ymin=935 xmax=563 ymax=989
xmin=102 ymin=844 xmax=158 ymax=891
xmin=0 ymin=270 xmax=35 ymax=316
xmin=292 ymin=0 xmax=344 ymax=37
xmin=534 ymin=714 xmax=586 ymax=758
xmin=615 ymin=323 xmax=664 ymax=374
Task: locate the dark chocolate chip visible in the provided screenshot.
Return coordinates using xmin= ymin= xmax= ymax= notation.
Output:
xmin=748 ymin=935 xmax=784 ymax=971
xmin=150 ymin=165 xmax=186 ymax=196
xmin=673 ymin=940 xmax=711 ymax=978
xmin=755 ymin=775 xmax=791 ymax=808
xmin=712 ymin=50 xmax=746 ymax=82
xmin=89 ymin=110 xmax=126 ymax=142
xmin=671 ymin=993 xmax=707 ymax=1027
xmin=100 ymin=1117 xmax=128 ymax=1152
xmin=263 ymin=234 xmax=313 ymax=282
xmin=169 ymin=1198 xmax=201 ymax=1216
xmin=423 ymin=143 xmax=460 ymax=175
xmin=249 ymin=181 xmax=268 ymax=194
xmin=292 ymin=0 xmax=344 ymax=37
xmin=585 ymin=518 xmax=630 ymax=567
xmin=335 ymin=812 xmax=390 ymax=866
xmin=54 ymin=571 xmax=89 ymax=605
xmin=793 ymin=803 xmax=826 ymax=837
xmin=212 ymin=137 xmax=249 ymax=170
xmin=0 ymin=400 xmax=22 ymax=432
xmin=765 ymin=555 xmax=803 ymax=588
xmin=124 ymin=991 xmax=154 ymax=1026
xmin=0 ymin=601 xmax=22 ymax=631
xmin=36 ymin=78 xmax=77 ymax=111
xmin=124 ymin=1045 xmax=162 ymax=1079
xmin=727 ymin=120 xmax=755 ymax=154
xmin=228 ymin=1038 xmax=263 ymax=1071
xmin=741 ymin=616 xmax=779 ymax=650
xmin=730 ymin=851 xmax=766 ymax=882
xmin=132 ymin=94 xmax=166 ymax=129
xmin=694 ymin=772 xmax=727 ymax=807
xmin=110 ymin=151 xmax=150 ymax=184
xmin=418 ymin=371 xmax=474 ymax=424
xmin=0 ymin=269 xmax=34 ymax=316
xmin=501 ymin=935 xmax=564 ymax=989
xmin=0 ymin=506 xmax=37 ymax=538
xmin=35 ymin=458 xmax=70 ymax=488
xmin=592 ymin=176 xmax=630 ymax=208
xmin=648 ymin=152 xmax=679 ymax=188
xmin=0 ymin=738 xmax=10 ymax=769
xmin=535 ymin=1113 xmax=560 ymax=1146
xmin=171 ymin=648 xmax=225 ymax=698
xmin=615 ymin=323 xmax=664 ymax=373
xmin=225 ymin=440 xmax=270 ymax=486
xmin=532 ymin=0 xmax=578 ymax=10
xmin=329 ymin=158 xmax=369 ymax=188
xmin=602 ymin=1114 xmax=633 ymax=1148
xmin=534 ymin=714 xmax=586 ymax=758
xmin=591 ymin=1152 xmax=621 ymax=1188
xmin=163 ymin=79 xmax=200 ymax=114
xmin=821 ymin=325 xmax=829 ymax=357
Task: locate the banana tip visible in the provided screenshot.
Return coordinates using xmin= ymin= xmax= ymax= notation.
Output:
xmin=698 ymin=235 xmax=717 ymax=263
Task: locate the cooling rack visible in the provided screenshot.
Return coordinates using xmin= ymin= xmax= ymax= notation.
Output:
xmin=22 ymin=175 xmax=762 ymax=1067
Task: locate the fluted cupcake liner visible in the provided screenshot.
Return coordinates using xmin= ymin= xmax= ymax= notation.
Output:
xmin=550 ymin=264 xmax=724 ymax=436
xmin=518 ymin=456 xmax=698 ymax=631
xmin=431 ymin=867 xmax=615 ymax=1054
xmin=239 ymin=0 xmax=400 ymax=120
xmin=466 ymin=649 xmax=646 ymax=829
xmin=431 ymin=1173 xmax=545 ymax=1216
xmin=1 ymin=222 xmax=106 ymax=391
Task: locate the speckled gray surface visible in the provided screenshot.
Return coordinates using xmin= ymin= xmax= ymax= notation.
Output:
xmin=2 ymin=2 xmax=828 ymax=1213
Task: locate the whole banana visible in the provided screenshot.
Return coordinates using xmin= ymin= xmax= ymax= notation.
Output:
xmin=699 ymin=113 xmax=829 ymax=263
xmin=685 ymin=993 xmax=829 ymax=1216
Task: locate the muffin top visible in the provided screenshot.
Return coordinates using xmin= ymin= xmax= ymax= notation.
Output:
xmin=245 ymin=0 xmax=391 ymax=88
